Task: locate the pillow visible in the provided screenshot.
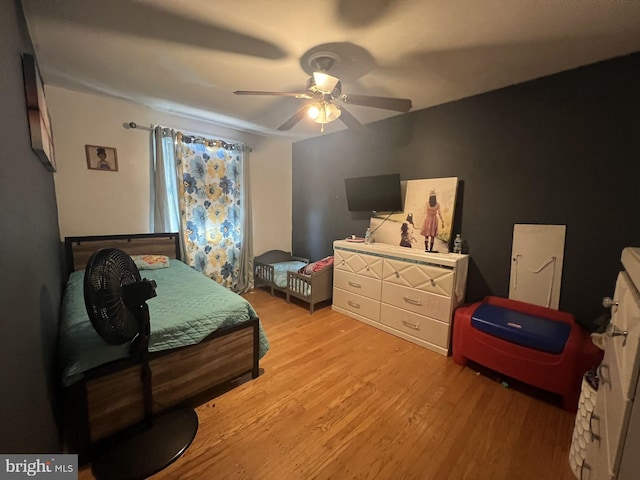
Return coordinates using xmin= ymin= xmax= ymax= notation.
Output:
xmin=130 ymin=254 xmax=170 ymax=270
xmin=298 ymin=256 xmax=334 ymax=275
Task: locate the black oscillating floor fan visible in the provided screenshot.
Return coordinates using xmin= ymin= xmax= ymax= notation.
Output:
xmin=83 ymin=248 xmax=198 ymax=480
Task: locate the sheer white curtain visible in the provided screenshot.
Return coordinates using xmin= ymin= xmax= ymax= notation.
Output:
xmin=149 ymin=126 xmax=184 ymax=256
xmin=236 ymin=145 xmax=253 ymax=292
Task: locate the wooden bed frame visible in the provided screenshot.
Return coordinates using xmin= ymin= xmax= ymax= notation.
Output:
xmin=62 ymin=233 xmax=261 ymax=462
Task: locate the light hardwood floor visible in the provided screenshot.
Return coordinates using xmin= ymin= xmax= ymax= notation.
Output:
xmin=80 ymin=288 xmax=579 ymax=480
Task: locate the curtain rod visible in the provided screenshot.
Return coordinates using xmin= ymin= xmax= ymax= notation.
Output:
xmin=126 ymin=121 xmax=251 ymax=151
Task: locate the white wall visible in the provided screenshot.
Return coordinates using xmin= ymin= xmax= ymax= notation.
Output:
xmin=47 ymin=86 xmax=292 ymax=255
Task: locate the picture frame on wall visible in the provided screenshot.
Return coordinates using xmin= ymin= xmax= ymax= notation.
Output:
xmin=22 ymin=53 xmax=56 ymax=172
xmin=85 ymin=145 xmax=119 ymax=171
xmin=369 ymin=177 xmax=459 ymax=253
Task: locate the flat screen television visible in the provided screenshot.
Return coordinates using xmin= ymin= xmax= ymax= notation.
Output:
xmin=344 ymin=173 xmax=403 ymax=212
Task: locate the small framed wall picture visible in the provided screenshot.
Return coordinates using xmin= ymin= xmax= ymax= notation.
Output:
xmin=85 ymin=145 xmax=118 ymax=171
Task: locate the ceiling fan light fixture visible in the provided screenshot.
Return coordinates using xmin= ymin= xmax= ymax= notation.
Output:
xmin=307 ymin=104 xmax=320 ymax=119
xmin=312 ymin=72 xmax=340 ymax=94
xmin=311 ymin=102 xmax=341 ymax=125
xmin=324 ymin=103 xmax=342 ymax=122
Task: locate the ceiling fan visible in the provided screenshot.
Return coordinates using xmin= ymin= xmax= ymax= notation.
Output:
xmin=234 ymin=54 xmax=412 ymax=132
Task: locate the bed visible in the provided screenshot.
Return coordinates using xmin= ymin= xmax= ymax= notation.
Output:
xmin=61 ymin=233 xmax=268 ymax=461
xmin=254 ymin=250 xmax=334 ymax=314
xmin=254 ymin=250 xmax=309 ymax=296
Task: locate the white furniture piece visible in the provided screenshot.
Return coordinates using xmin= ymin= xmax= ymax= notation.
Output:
xmin=332 ymin=240 xmax=469 ymax=355
xmin=582 ymin=247 xmax=640 ymax=480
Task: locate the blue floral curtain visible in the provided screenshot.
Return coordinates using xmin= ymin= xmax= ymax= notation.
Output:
xmin=176 ymin=133 xmax=245 ymax=290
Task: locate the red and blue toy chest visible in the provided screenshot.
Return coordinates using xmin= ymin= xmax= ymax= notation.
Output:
xmin=452 ymin=296 xmax=603 ymax=411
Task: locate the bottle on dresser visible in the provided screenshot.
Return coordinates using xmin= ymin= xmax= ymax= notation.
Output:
xmin=364 ymin=227 xmax=371 ymax=244
xmin=453 ymin=234 xmax=463 ymax=254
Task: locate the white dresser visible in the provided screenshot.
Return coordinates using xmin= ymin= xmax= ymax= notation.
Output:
xmin=332 ymin=240 xmax=469 ymax=355
xmin=582 ymin=247 xmax=640 ymax=480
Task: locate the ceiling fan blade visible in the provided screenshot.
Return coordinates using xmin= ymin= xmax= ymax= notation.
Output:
xmin=277 ymin=105 xmax=311 ymax=131
xmin=337 ymin=106 xmax=367 ymax=134
xmin=340 ymin=94 xmax=412 ymax=112
xmin=234 ymin=91 xmax=312 ymax=99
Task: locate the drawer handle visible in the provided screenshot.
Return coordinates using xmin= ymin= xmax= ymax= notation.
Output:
xmin=366 ymin=265 xmax=370 ymax=271
xmin=403 ymin=296 xmax=422 ymax=306
xmin=395 ymin=271 xmax=400 ymax=278
xmin=430 ymin=279 xmax=436 ymax=287
xmin=597 ymin=364 xmax=610 ymax=386
xmin=580 ymin=461 xmax=591 ymax=480
xmin=606 ymin=322 xmax=628 ymax=345
xmin=589 ymin=413 xmax=601 ymax=443
xmin=602 ymin=296 xmax=618 ymax=309
xmin=348 ymin=281 xmax=362 ymax=288
xmin=402 ymin=319 xmax=420 ymax=330
xmin=348 ymin=300 xmax=361 ymax=309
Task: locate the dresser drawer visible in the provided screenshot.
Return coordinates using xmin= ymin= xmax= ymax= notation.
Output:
xmin=618 ymin=373 xmax=640 ymax=479
xmin=382 ymin=258 xmax=454 ymax=297
xmin=607 ymin=271 xmax=640 ymax=400
xmin=584 ymin=434 xmax=615 ymax=480
xmin=598 ymin=346 xmax=633 ymax=477
xmin=333 ymin=270 xmax=381 ymax=300
xmin=333 ymin=288 xmax=380 ymax=322
xmin=334 ymin=249 xmax=383 ymax=280
xmin=586 ymin=377 xmax=621 ymax=480
xmin=380 ymin=304 xmax=450 ymax=348
xmin=381 ymin=282 xmax=451 ymax=322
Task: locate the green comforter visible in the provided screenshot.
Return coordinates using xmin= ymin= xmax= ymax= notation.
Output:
xmin=59 ymin=259 xmax=269 ymax=385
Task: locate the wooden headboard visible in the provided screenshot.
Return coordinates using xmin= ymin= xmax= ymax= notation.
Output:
xmin=64 ymin=233 xmax=180 ymax=274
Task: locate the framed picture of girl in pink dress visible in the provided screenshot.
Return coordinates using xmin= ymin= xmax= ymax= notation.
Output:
xmin=369 ymin=177 xmax=458 ymax=252
xmin=405 ymin=177 xmax=458 ymax=252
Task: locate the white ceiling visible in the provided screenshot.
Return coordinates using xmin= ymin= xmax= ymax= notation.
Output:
xmin=22 ymin=0 xmax=640 ymax=141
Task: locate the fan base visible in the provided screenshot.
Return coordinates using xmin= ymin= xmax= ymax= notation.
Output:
xmin=91 ymin=409 xmax=198 ymax=480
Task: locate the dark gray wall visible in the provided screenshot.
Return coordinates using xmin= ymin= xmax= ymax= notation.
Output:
xmin=0 ymin=0 xmax=63 ymax=452
xmin=292 ymin=52 xmax=640 ymax=327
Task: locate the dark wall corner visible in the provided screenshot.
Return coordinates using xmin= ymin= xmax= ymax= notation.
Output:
xmin=0 ymin=0 xmax=63 ymax=453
